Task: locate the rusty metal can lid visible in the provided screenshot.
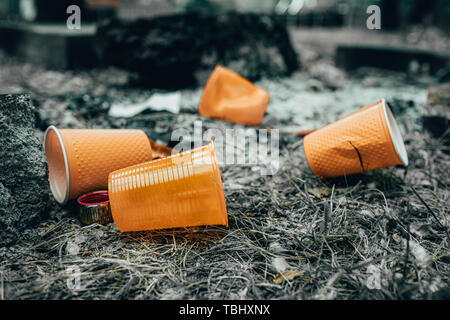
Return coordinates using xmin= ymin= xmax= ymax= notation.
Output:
xmin=77 ymin=190 xmax=113 ymax=225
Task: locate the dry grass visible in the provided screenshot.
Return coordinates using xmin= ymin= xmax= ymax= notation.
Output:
xmin=1 ymin=127 xmax=448 ymax=300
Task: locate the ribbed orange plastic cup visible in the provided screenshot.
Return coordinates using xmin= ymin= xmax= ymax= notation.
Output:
xmin=303 ymin=99 xmax=408 ymax=178
xmin=108 ymin=141 xmax=228 ymax=232
xmin=198 ymin=65 xmax=270 ymax=126
xmin=44 ymin=126 xmax=153 ymax=204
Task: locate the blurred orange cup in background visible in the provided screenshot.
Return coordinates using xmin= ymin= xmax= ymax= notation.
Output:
xmin=198 ymin=66 xmax=270 ymax=126
xmin=303 ymin=99 xmax=408 ymax=179
xmin=44 ymin=126 xmax=153 ymax=204
xmin=108 ymin=141 xmax=228 ymax=232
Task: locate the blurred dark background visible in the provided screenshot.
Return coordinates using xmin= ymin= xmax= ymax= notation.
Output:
xmin=1 ymin=0 xmax=449 ymax=28
xmin=1 ymin=0 xmax=449 ymax=87
xmin=0 ymin=0 xmax=449 ymax=134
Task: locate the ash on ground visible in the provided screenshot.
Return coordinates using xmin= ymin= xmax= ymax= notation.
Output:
xmin=0 ymin=27 xmax=449 ymax=300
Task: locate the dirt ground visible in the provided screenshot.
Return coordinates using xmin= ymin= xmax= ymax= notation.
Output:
xmin=0 ymin=27 xmax=449 ymax=300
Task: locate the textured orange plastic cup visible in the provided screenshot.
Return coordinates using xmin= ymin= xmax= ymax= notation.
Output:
xmin=44 ymin=126 xmax=153 ymax=204
xmin=303 ymin=99 xmax=408 ymax=178
xmin=108 ymin=141 xmax=228 ymax=232
xmin=198 ymin=66 xmax=270 ymax=126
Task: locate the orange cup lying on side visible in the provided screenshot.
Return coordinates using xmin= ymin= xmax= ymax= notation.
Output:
xmin=108 ymin=141 xmax=228 ymax=232
xmin=44 ymin=126 xmax=153 ymax=204
xmin=303 ymin=99 xmax=408 ymax=179
xmin=198 ymin=66 xmax=270 ymax=126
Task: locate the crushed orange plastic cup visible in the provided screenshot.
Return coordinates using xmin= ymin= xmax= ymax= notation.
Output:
xmin=44 ymin=126 xmax=153 ymax=204
xmin=108 ymin=141 xmax=228 ymax=232
xmin=303 ymin=99 xmax=408 ymax=178
xmin=198 ymin=66 xmax=270 ymax=126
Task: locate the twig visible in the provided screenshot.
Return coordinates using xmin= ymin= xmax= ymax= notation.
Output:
xmin=402 ymin=214 xmax=410 ymax=283
xmin=410 ymin=186 xmax=446 ymax=230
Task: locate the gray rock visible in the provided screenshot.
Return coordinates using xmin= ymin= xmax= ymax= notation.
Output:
xmin=0 ymin=94 xmax=50 ymax=246
xmin=307 ymin=60 xmax=347 ymax=90
xmin=422 ymin=83 xmax=450 ymax=139
xmin=336 ymin=45 xmax=450 ymax=75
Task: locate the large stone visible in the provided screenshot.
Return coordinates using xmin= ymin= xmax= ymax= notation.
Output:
xmin=0 ymin=94 xmax=50 ymax=246
xmin=422 ymin=83 xmax=450 ymax=140
xmin=336 ymin=45 xmax=450 ymax=75
xmin=95 ymin=11 xmax=300 ymax=89
xmin=0 ymin=23 xmax=98 ymax=70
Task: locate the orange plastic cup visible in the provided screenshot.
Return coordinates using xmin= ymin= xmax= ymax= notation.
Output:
xmin=108 ymin=141 xmax=228 ymax=232
xmin=44 ymin=126 xmax=153 ymax=204
xmin=303 ymin=99 xmax=408 ymax=178
xmin=198 ymin=66 xmax=270 ymax=126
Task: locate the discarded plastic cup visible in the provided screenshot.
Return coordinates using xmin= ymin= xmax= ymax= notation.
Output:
xmin=198 ymin=65 xmax=270 ymax=126
xmin=108 ymin=141 xmax=228 ymax=232
xmin=303 ymin=99 xmax=408 ymax=178
xmin=44 ymin=126 xmax=153 ymax=204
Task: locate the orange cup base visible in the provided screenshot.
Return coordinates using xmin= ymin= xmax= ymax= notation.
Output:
xmin=198 ymin=66 xmax=270 ymax=126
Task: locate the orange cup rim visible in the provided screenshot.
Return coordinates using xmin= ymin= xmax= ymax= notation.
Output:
xmin=379 ymin=99 xmax=408 ymax=167
xmin=208 ymin=141 xmax=229 ymax=227
xmin=77 ymin=190 xmax=110 ymax=207
xmin=44 ymin=125 xmax=70 ymax=205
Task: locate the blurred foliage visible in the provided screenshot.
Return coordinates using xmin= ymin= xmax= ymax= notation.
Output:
xmin=176 ymin=0 xmax=450 ymax=29
xmin=1 ymin=0 xmax=449 ymax=29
